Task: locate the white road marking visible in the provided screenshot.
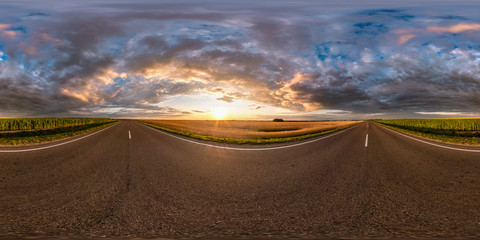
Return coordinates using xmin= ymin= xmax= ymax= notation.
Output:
xmin=378 ymin=124 xmax=480 ymax=153
xmin=0 ymin=123 xmax=118 ymax=153
xmin=140 ymin=122 xmax=361 ymax=151
xmin=365 ymin=134 xmax=368 ymax=147
xmin=129 ymin=130 xmax=131 ymax=139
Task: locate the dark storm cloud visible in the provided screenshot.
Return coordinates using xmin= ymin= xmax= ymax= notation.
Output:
xmin=1 ymin=0 xmax=480 ymax=118
xmin=435 ymin=15 xmax=470 ymax=21
xmin=355 ymin=9 xmax=415 ymax=21
xmin=0 ymin=76 xmax=52 ymax=113
xmin=25 ymin=12 xmax=49 ymax=17
xmin=287 ymin=71 xmax=371 ymax=110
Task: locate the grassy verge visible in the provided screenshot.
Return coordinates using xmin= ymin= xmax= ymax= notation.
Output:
xmin=138 ymin=121 xmax=361 ymax=144
xmin=0 ymin=120 xmax=118 ymax=146
xmin=374 ymin=121 xmax=480 ymax=145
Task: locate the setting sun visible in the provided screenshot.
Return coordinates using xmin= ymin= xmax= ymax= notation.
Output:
xmin=214 ymin=110 xmax=225 ymax=120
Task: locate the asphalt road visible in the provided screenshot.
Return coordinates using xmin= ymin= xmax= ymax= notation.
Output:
xmin=0 ymin=121 xmax=479 ymax=239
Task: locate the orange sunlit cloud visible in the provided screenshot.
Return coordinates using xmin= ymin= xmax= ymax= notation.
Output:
xmin=61 ymin=88 xmax=90 ymax=103
xmin=0 ymin=23 xmax=19 ymax=39
xmin=276 ymin=73 xmax=323 ymax=111
xmin=36 ymin=32 xmax=63 ymax=45
xmin=391 ymin=29 xmax=421 ymax=45
xmin=427 ymin=22 xmax=480 ymax=34
xmin=397 ymin=34 xmax=417 ymax=45
xmin=0 ymin=24 xmax=10 ymax=31
xmin=393 ymin=22 xmax=480 ymax=45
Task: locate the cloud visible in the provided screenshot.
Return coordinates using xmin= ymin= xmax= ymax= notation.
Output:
xmin=397 ymin=34 xmax=417 ymax=45
xmin=415 ymin=111 xmax=475 ymax=116
xmin=216 ymin=96 xmax=234 ymax=103
xmin=1 ymin=1 xmax=480 ymax=118
xmin=276 ymin=71 xmax=369 ymax=112
xmin=0 ymin=24 xmax=20 ymax=39
xmin=427 ymin=22 xmax=480 ymax=33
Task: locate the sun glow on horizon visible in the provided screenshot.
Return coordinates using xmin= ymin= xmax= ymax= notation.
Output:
xmin=214 ymin=110 xmax=225 ymax=120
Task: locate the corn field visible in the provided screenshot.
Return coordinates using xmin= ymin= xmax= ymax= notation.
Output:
xmin=0 ymin=118 xmax=112 ymax=131
xmin=375 ymin=119 xmax=480 ymax=132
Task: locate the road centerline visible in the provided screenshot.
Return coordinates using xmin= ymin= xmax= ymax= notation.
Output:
xmin=365 ymin=134 xmax=368 ymax=147
xmin=129 ymin=130 xmax=132 ymax=139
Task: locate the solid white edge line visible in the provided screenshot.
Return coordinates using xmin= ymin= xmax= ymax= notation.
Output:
xmin=140 ymin=122 xmax=361 ymax=151
xmin=365 ymin=134 xmax=368 ymax=147
xmin=377 ymin=123 xmax=480 ymax=153
xmin=0 ymin=122 xmax=118 ymax=153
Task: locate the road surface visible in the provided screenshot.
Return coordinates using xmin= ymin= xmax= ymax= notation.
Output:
xmin=0 ymin=121 xmax=479 ymax=239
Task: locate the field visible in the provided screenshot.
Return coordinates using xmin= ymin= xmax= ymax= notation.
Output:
xmin=0 ymin=118 xmax=117 ymax=145
xmin=374 ymin=118 xmax=480 ymax=145
xmin=139 ymin=120 xmax=360 ymax=144
xmin=0 ymin=118 xmax=112 ymax=131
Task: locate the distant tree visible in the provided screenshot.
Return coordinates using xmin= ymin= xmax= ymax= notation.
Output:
xmin=273 ymin=118 xmax=284 ymax=122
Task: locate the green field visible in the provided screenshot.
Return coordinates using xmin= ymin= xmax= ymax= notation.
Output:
xmin=374 ymin=118 xmax=480 ymax=145
xmin=0 ymin=118 xmax=117 ymax=145
xmin=0 ymin=118 xmax=112 ymax=131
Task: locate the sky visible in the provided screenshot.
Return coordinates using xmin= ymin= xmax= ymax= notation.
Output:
xmin=1 ymin=0 xmax=480 ymax=120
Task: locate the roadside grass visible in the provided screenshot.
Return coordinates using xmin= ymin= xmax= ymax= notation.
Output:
xmin=374 ymin=120 xmax=480 ymax=145
xmin=139 ymin=121 xmax=361 ymax=144
xmin=0 ymin=120 xmax=118 ymax=146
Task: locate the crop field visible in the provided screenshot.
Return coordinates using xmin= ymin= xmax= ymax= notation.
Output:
xmin=140 ymin=120 xmax=360 ymax=144
xmin=0 ymin=118 xmax=116 ymax=145
xmin=375 ymin=118 xmax=480 ymax=132
xmin=374 ymin=118 xmax=480 ymax=145
xmin=0 ymin=118 xmax=113 ymax=132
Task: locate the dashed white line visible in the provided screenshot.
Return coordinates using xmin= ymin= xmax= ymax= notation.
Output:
xmin=129 ymin=130 xmax=131 ymax=139
xmin=139 ymin=122 xmax=361 ymax=151
xmin=0 ymin=123 xmax=118 ymax=153
xmin=378 ymin=124 xmax=480 ymax=153
xmin=365 ymin=134 xmax=368 ymax=147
